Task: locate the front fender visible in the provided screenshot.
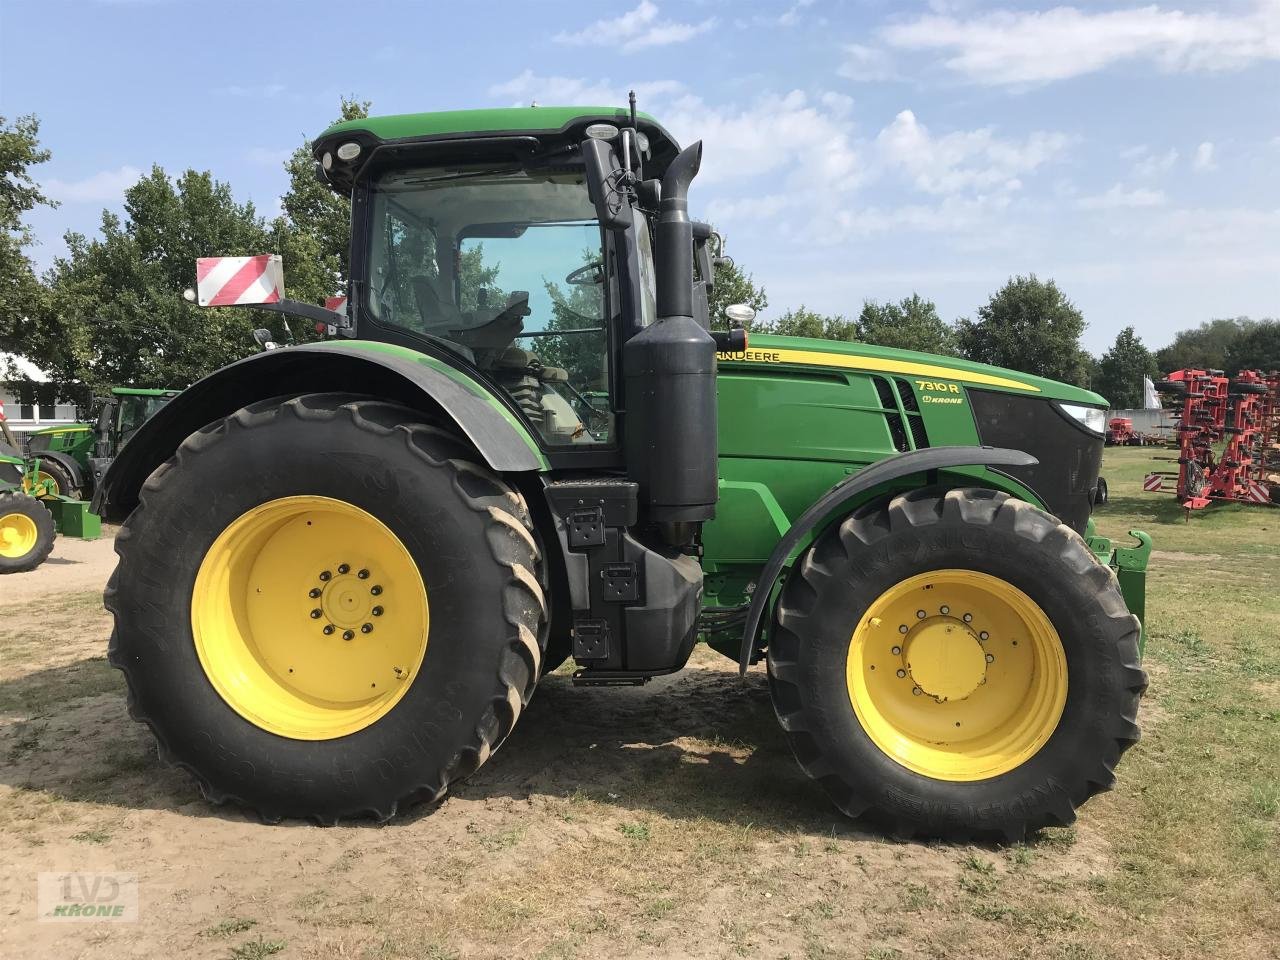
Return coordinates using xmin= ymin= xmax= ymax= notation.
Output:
xmin=737 ymin=445 xmax=1038 ymax=674
xmin=94 ymin=341 xmax=547 ymax=521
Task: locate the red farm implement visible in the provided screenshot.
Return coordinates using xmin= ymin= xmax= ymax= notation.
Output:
xmin=1145 ymin=369 xmax=1280 ymax=510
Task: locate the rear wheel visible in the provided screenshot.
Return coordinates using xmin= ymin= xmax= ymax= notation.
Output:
xmin=768 ymin=488 xmax=1145 ymax=840
xmin=0 ymin=493 xmax=56 ymax=573
xmin=23 ymin=458 xmax=77 ymax=500
xmin=106 ymin=394 xmax=547 ymax=822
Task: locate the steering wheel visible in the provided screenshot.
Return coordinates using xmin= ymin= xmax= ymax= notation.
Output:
xmin=564 ymin=261 xmax=604 ymax=285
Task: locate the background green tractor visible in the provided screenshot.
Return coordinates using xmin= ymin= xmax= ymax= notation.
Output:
xmin=23 ymin=386 xmax=178 ymax=500
xmin=96 ymin=104 xmax=1149 ymax=840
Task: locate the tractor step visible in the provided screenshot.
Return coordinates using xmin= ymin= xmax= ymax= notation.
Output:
xmin=571 ymin=670 xmax=651 ymax=687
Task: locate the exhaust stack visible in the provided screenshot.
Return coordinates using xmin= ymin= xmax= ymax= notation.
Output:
xmin=624 ymin=141 xmax=719 ymax=528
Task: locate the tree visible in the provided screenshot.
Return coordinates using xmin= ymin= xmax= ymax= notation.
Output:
xmin=43 ymin=166 xmax=281 ymax=395
xmin=1155 ymin=316 xmax=1262 ymax=373
xmin=857 ymin=294 xmax=957 ymax=356
xmin=1095 ymin=326 xmax=1158 ymax=408
xmin=759 ymin=305 xmax=858 ymax=341
xmin=956 ymin=275 xmax=1089 ymax=385
xmin=276 ymin=97 xmax=370 ymax=304
xmin=0 ymin=114 xmax=57 ymax=369
xmin=708 ymin=256 xmax=766 ymax=327
xmin=1224 ymin=320 xmax=1280 ymax=373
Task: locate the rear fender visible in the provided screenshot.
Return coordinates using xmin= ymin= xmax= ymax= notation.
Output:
xmin=737 ymin=445 xmax=1039 ymax=674
xmin=94 ymin=341 xmax=548 ymax=521
xmin=31 ymin=450 xmax=86 ymax=491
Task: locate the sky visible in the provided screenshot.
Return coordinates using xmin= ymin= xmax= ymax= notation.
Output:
xmin=1 ymin=0 xmax=1277 ymax=354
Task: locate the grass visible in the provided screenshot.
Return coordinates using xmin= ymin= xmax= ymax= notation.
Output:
xmin=228 ymin=937 xmax=286 ymax=960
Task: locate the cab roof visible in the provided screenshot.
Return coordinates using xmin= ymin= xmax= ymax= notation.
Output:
xmin=313 ymin=106 xmax=681 ymax=193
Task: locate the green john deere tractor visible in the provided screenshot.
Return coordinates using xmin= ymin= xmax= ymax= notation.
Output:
xmin=96 ymin=104 xmax=1151 ymax=839
xmin=23 ymin=386 xmax=178 ymax=500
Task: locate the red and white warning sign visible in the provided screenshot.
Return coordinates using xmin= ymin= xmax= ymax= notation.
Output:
xmin=1243 ymin=480 xmax=1270 ymax=503
xmin=1142 ymin=473 xmax=1163 ymax=492
xmin=196 ymin=254 xmax=283 ymax=307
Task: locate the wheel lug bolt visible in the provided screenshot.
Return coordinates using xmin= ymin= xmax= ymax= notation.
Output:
xmin=361 ymin=623 xmax=373 ymax=634
xmin=912 ymin=686 xmax=922 ymax=696
xmin=319 ymin=570 xmax=332 ymax=582
xmin=986 ymin=653 xmax=995 ymax=663
xmin=338 ymin=563 xmax=350 ymax=575
xmin=371 ymin=606 xmax=383 ymax=617
xmin=891 ymin=645 xmax=902 ymax=655
xmin=309 ymin=588 xmax=322 ymax=599
xmin=940 ymin=605 xmax=950 ymax=615
xmin=896 ymin=669 xmax=907 ymax=678
xmin=371 ymin=585 xmax=383 ymax=596
xmin=323 ymin=625 xmax=335 ymax=635
xmin=898 ymin=624 xmax=909 ymax=634
xmin=310 ymin=609 xmax=322 ymax=619
xmin=979 ymin=631 xmax=989 ymax=641
xmin=357 ymin=569 xmax=369 ymax=579
xmin=916 ymin=610 xmax=926 ymax=619
xmin=342 ymin=630 xmax=354 ymax=641
xmin=963 ymin=613 xmax=973 ymax=622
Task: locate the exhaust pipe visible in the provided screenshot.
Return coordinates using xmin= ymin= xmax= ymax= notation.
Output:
xmin=624 ymin=141 xmax=719 ymax=528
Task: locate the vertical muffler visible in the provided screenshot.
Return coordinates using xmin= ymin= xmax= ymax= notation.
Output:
xmin=623 ymin=141 xmax=718 ymax=525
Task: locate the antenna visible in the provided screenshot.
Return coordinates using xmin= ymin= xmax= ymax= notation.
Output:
xmin=628 ymin=90 xmax=637 ymax=128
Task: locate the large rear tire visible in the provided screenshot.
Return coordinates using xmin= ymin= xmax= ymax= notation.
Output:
xmin=768 ymin=488 xmax=1146 ymax=841
xmin=0 ymin=492 xmax=56 ymax=573
xmin=106 ymin=394 xmax=547 ymax=823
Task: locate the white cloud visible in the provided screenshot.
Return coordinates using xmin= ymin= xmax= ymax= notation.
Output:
xmin=553 ymin=1 xmax=714 ymax=53
xmin=1078 ymin=184 xmax=1167 ymax=209
xmin=874 ymin=109 xmax=1069 ymax=195
xmin=1193 ymin=141 xmax=1217 ymax=170
xmin=488 ymin=71 xmax=682 ymax=108
xmin=45 ymin=165 xmax=142 ymax=203
xmin=880 ymin=2 xmax=1280 ymax=87
xmin=838 ymin=44 xmax=897 ymax=82
xmin=778 ymin=0 xmax=816 ymax=27
xmin=1127 ymin=146 xmax=1179 ymax=177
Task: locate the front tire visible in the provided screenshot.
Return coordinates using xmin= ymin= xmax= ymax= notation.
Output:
xmin=106 ymin=394 xmax=547 ymax=822
xmin=768 ymin=488 xmax=1146 ymax=841
xmin=0 ymin=493 xmax=56 ymax=573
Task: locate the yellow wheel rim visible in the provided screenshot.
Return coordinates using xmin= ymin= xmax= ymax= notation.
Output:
xmin=22 ymin=471 xmax=60 ymax=498
xmin=846 ymin=569 xmax=1067 ymax=781
xmin=191 ymin=496 xmax=429 ymax=740
xmin=0 ymin=512 xmax=39 ymax=559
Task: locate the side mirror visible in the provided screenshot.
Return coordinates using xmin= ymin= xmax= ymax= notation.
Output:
xmin=251 ymin=328 xmax=279 ymax=351
xmin=581 ymin=138 xmax=633 ymax=230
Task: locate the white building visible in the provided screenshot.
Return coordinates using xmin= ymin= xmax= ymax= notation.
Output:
xmin=0 ymin=352 xmax=79 ymax=444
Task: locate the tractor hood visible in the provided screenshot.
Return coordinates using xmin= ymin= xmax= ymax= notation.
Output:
xmin=725 ymin=333 xmax=1107 ymax=405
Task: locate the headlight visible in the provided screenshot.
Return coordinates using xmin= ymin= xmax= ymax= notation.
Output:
xmin=1056 ymin=403 xmax=1106 ymax=435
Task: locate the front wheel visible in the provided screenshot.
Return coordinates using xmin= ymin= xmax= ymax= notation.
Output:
xmin=768 ymin=488 xmax=1146 ymax=841
xmin=0 ymin=493 xmax=56 ymax=573
xmin=106 ymin=394 xmax=547 ymax=823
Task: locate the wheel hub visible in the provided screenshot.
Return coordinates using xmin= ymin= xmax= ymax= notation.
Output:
xmin=317 ymin=570 xmax=381 ymax=631
xmin=903 ymin=618 xmax=986 ymax=702
xmin=0 ymin=512 xmax=38 ymax=558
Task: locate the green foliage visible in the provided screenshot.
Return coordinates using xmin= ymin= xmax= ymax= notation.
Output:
xmin=1223 ymin=320 xmax=1280 ymax=373
xmin=0 ymin=114 xmax=56 ymax=367
xmin=277 ymin=96 xmax=369 ymax=301
xmin=857 ymin=294 xmax=957 ymax=356
xmin=708 ymin=256 xmax=767 ymax=327
xmin=43 ymin=166 xmax=283 ymax=396
xmin=955 ymin=275 xmax=1089 ymax=386
xmin=1153 ymin=316 xmax=1260 ymax=374
xmin=759 ymin=305 xmax=858 ymax=341
xmin=1095 ymin=326 xmax=1158 ymax=408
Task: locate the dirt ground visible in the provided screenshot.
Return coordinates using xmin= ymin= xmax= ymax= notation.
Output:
xmin=2 ymin=461 xmax=1277 ymax=960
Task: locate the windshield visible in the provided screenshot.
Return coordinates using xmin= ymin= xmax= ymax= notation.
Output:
xmin=367 ymin=165 xmax=612 ymax=445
